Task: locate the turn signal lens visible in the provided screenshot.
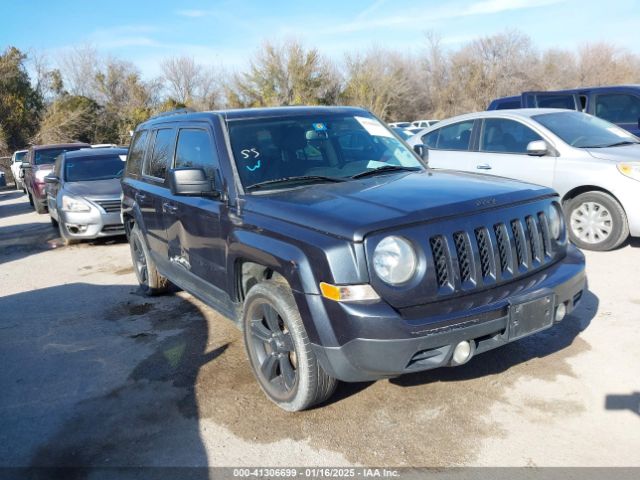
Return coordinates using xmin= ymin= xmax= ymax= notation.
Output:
xmin=617 ymin=162 xmax=640 ymax=182
xmin=319 ymin=282 xmax=379 ymax=302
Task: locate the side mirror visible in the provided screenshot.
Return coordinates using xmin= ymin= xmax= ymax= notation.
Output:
xmin=413 ymin=144 xmax=430 ymax=164
xmin=21 ymin=162 xmax=31 ymax=169
xmin=526 ymin=140 xmax=549 ymax=156
xmin=168 ymin=168 xmax=218 ymax=197
xmin=44 ymin=174 xmax=59 ymax=184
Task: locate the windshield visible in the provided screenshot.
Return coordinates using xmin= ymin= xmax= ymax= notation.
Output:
xmin=14 ymin=151 xmax=27 ymax=163
xmin=35 ymin=147 xmax=86 ymax=166
xmin=533 ymin=111 xmax=640 ymax=148
xmin=64 ymin=155 xmax=127 ymax=182
xmin=227 ymin=113 xmax=424 ymax=191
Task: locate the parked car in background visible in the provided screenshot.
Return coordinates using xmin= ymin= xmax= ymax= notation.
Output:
xmin=45 ymin=147 xmax=127 ymax=245
xmin=488 ymin=85 xmax=640 ymax=136
xmin=91 ymin=143 xmax=119 ymax=148
xmin=408 ymin=109 xmax=640 ymax=251
xmin=10 ymin=149 xmax=28 ymax=191
xmin=22 ymin=143 xmax=91 ymax=213
xmin=411 ymin=119 xmax=439 ymax=129
xmin=391 ymin=127 xmax=413 ymax=140
xmin=388 ymin=121 xmax=412 ymax=128
xmin=121 ymin=106 xmax=585 ymax=411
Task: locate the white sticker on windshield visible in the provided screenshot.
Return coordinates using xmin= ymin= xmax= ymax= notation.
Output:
xmin=606 ymin=127 xmax=630 ymax=138
xmin=355 ymin=116 xmax=393 ymax=138
xmin=119 ymin=155 xmax=127 ymax=161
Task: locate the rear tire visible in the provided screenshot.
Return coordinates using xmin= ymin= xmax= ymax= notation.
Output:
xmin=565 ymin=191 xmax=629 ymax=251
xmin=28 ymin=192 xmax=34 ymax=207
xmin=129 ymin=223 xmax=169 ymax=295
xmin=243 ymin=281 xmax=337 ymax=411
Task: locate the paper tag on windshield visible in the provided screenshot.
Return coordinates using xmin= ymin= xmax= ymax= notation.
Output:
xmin=355 ymin=116 xmax=393 ymax=138
xmin=119 ymin=155 xmax=127 ymax=161
xmin=607 ymin=127 xmax=629 ymax=138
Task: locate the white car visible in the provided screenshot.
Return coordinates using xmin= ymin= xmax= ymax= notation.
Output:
xmin=411 ymin=119 xmax=439 ymax=129
xmin=10 ymin=149 xmax=28 ymax=191
xmin=407 ymin=109 xmax=640 ymax=251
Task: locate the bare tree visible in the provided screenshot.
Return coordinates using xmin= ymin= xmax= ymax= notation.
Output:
xmin=58 ymin=45 xmax=100 ymax=97
xmin=161 ymin=55 xmax=202 ymax=105
xmin=341 ymin=47 xmax=416 ymax=121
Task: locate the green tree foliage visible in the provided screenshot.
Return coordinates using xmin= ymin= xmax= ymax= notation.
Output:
xmin=227 ymin=39 xmax=341 ymax=107
xmin=0 ymin=46 xmax=43 ymax=150
xmin=36 ymin=95 xmax=100 ymax=144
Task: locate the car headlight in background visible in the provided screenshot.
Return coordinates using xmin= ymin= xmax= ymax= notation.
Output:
xmin=373 ymin=235 xmax=417 ymax=285
xmin=61 ymin=195 xmax=92 ymax=212
xmin=547 ymin=202 xmax=564 ymax=240
xmin=617 ymin=162 xmax=640 ymax=182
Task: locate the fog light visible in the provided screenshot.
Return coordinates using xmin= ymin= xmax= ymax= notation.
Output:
xmin=555 ymin=303 xmax=567 ymax=322
xmin=452 ymin=340 xmax=473 ymax=365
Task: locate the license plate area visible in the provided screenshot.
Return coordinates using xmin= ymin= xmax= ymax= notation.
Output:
xmin=508 ymin=294 xmax=555 ymax=341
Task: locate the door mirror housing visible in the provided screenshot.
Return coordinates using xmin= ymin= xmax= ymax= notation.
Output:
xmin=44 ymin=174 xmax=59 ymax=184
xmin=526 ymin=140 xmax=549 ymax=156
xmin=413 ymin=144 xmax=430 ymax=164
xmin=168 ymin=168 xmax=218 ymax=197
xmin=21 ymin=162 xmax=31 ymax=169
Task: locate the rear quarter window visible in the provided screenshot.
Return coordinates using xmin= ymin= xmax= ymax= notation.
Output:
xmin=126 ymin=130 xmax=149 ymax=177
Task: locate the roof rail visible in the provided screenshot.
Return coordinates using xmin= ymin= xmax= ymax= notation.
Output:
xmin=148 ymin=107 xmax=196 ymax=121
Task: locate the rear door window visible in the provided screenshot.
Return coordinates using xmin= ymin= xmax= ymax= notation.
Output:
xmin=594 ymin=93 xmax=640 ymax=124
xmin=480 ymin=118 xmax=542 ymax=154
xmin=144 ymin=128 xmax=176 ymax=180
xmin=126 ymin=130 xmax=149 ymax=177
xmin=425 ymin=121 xmax=474 ymax=151
xmin=535 ymin=94 xmax=577 ymax=110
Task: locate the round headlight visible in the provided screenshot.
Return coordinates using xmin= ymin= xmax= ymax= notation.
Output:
xmin=548 ymin=203 xmax=563 ymax=240
xmin=373 ymin=236 xmax=417 ymax=285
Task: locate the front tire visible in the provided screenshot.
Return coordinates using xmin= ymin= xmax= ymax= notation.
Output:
xmin=243 ymin=281 xmax=337 ymax=411
xmin=565 ymin=191 xmax=629 ymax=251
xmin=129 ymin=223 xmax=169 ymax=295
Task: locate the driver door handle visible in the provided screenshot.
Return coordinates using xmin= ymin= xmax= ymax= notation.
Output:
xmin=476 ymin=163 xmax=492 ymax=170
xmin=162 ymin=202 xmax=178 ymax=214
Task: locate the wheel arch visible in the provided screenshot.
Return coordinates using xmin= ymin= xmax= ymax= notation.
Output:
xmin=561 ymin=185 xmax=625 ymax=211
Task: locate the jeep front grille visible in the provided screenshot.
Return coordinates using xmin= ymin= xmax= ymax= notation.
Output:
xmin=428 ymin=209 xmax=554 ymax=292
xmin=430 ymin=235 xmax=449 ymax=288
xmin=453 ymin=232 xmax=471 ymax=283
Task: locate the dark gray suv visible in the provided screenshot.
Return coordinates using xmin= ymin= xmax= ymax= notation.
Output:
xmin=122 ymin=107 xmax=586 ymax=411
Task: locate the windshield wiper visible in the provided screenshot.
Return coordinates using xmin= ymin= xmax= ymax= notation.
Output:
xmin=246 ymin=175 xmax=346 ymax=191
xmin=351 ymin=165 xmax=420 ymax=179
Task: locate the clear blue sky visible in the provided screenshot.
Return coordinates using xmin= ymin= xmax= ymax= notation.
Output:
xmin=1 ymin=0 xmax=639 ymax=78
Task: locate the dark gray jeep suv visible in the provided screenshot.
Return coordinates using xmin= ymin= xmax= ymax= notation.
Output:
xmin=122 ymin=106 xmax=586 ymax=411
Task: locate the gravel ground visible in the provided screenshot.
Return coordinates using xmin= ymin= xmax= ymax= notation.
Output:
xmin=0 ymin=187 xmax=638 ymax=469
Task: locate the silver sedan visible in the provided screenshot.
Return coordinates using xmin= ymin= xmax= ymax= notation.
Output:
xmin=408 ymin=109 xmax=640 ymax=251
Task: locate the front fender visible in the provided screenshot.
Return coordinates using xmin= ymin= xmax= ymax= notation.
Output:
xmin=228 ymin=230 xmax=319 ymax=294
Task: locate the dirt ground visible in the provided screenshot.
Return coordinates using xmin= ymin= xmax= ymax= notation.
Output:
xmin=0 ymin=187 xmax=638 ymax=469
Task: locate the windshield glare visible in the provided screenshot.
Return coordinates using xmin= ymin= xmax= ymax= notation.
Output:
xmin=64 ymin=155 xmax=126 ymax=182
xmin=533 ymin=111 xmax=639 ymax=148
xmin=35 ymin=147 xmax=84 ymax=165
xmin=227 ymin=114 xmax=423 ymax=190
xmin=14 ymin=151 xmax=27 ymax=162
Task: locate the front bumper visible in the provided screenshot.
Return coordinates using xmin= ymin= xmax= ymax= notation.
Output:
xmin=308 ymin=246 xmax=586 ymax=382
xmin=59 ymin=209 xmax=124 ymax=239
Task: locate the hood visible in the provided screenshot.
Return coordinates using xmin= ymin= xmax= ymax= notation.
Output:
xmin=64 ymin=178 xmax=122 ymax=198
xmin=585 ymin=144 xmax=640 ymax=162
xmin=244 ymin=170 xmax=555 ymax=241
